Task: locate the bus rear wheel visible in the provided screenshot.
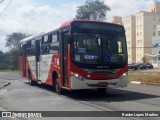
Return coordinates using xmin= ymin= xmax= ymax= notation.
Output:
xmin=28 ymin=71 xmax=36 ymax=86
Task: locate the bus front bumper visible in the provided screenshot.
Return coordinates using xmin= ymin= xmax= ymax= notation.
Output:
xmin=70 ymin=75 xmax=128 ymax=90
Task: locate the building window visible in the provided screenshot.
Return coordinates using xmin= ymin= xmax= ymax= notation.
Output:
xmin=140 ymin=17 xmax=142 ymax=21
xmin=158 ymin=31 xmax=160 ymax=36
xmin=153 ymin=32 xmax=156 ymax=36
xmin=153 ymin=18 xmax=156 ymax=21
xmin=153 ymin=25 xmax=156 ymax=29
xmin=140 ymin=32 xmax=141 ymax=36
xmin=137 ymin=18 xmax=139 ymax=21
xmin=128 ymin=41 xmax=130 ymax=45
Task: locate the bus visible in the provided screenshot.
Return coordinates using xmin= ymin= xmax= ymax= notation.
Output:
xmin=18 ymin=20 xmax=128 ymax=94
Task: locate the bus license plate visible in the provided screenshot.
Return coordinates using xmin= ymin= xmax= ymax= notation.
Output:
xmin=98 ymin=82 xmax=108 ymax=86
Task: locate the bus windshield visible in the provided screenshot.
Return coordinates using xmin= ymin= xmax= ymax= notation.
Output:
xmin=71 ymin=33 xmax=127 ymax=66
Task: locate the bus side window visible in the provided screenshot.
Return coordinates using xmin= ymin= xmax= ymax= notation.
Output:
xmin=19 ymin=44 xmax=23 ymax=56
xmin=41 ymin=35 xmax=50 ymax=54
xmin=50 ymin=42 xmax=59 ymax=54
xmin=49 ymin=32 xmax=59 ymax=54
xmin=51 ymin=33 xmax=58 ymax=43
xmin=26 ymin=40 xmax=35 ymax=56
xmin=26 ymin=41 xmax=31 ymax=56
xmin=41 ymin=45 xmax=50 ymax=54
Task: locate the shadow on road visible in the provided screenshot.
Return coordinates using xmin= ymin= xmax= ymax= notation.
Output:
xmin=25 ymin=82 xmax=160 ymax=103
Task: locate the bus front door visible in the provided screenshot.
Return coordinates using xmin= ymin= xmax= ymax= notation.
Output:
xmin=60 ymin=33 xmax=68 ymax=87
xmin=35 ymin=40 xmax=41 ymax=81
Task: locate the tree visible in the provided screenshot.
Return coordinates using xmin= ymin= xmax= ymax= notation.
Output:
xmin=0 ymin=51 xmax=7 ymax=70
xmin=5 ymin=33 xmax=29 ymax=70
xmin=5 ymin=32 xmax=28 ymax=50
xmin=0 ymin=51 xmax=4 ymax=63
xmin=75 ymin=0 xmax=110 ymax=21
xmin=142 ymin=56 xmax=147 ymax=63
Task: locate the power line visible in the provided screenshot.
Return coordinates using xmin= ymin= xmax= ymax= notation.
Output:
xmin=0 ymin=0 xmax=13 ymax=16
xmin=0 ymin=0 xmax=5 ymax=4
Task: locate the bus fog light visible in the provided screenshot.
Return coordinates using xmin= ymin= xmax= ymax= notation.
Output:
xmin=123 ymin=72 xmax=127 ymax=76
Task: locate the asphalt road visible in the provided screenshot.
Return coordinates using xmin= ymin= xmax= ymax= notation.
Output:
xmin=0 ymin=72 xmax=160 ymax=120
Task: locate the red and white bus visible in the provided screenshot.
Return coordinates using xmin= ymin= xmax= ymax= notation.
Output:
xmin=18 ymin=20 xmax=128 ymax=94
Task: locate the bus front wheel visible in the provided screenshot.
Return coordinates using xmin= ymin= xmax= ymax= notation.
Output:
xmin=54 ymin=78 xmax=63 ymax=94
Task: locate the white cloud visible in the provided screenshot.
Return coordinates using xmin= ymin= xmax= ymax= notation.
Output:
xmin=0 ymin=0 xmax=158 ymax=52
xmin=0 ymin=3 xmax=79 ymax=34
xmin=0 ymin=1 xmax=80 ymax=52
xmin=105 ymin=0 xmax=154 ymax=20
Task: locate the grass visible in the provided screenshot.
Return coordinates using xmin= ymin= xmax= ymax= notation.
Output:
xmin=128 ymin=69 xmax=160 ymax=85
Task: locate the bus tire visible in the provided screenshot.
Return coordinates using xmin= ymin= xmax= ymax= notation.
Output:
xmin=97 ymin=88 xmax=107 ymax=94
xmin=28 ymin=70 xmax=36 ymax=86
xmin=55 ymin=78 xmax=63 ymax=94
xmin=52 ymin=73 xmax=63 ymax=94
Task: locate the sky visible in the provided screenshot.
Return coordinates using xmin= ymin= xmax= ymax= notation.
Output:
xmin=0 ymin=0 xmax=157 ymax=52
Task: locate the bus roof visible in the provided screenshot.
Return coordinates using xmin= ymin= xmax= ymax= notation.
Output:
xmin=20 ymin=20 xmax=123 ymax=44
xmin=20 ymin=32 xmax=44 ymax=43
xmin=60 ymin=20 xmax=123 ymax=28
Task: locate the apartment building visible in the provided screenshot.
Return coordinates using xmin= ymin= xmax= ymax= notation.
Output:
xmin=123 ymin=15 xmax=136 ymax=63
xmin=111 ymin=2 xmax=160 ymax=63
xmin=110 ymin=16 xmax=123 ymax=25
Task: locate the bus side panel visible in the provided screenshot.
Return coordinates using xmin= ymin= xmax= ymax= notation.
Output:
xmin=27 ymin=56 xmax=37 ymax=81
xmin=45 ymin=54 xmax=61 ymax=86
xmin=39 ymin=54 xmax=53 ymax=84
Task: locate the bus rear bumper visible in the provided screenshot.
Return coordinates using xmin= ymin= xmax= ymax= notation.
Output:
xmin=70 ymin=75 xmax=128 ymax=90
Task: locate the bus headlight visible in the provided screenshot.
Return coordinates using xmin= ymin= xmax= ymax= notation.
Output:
xmin=71 ymin=72 xmax=84 ymax=81
xmin=74 ymin=73 xmax=78 ymax=78
xmin=87 ymin=74 xmax=90 ymax=78
xmin=123 ymin=72 xmax=127 ymax=76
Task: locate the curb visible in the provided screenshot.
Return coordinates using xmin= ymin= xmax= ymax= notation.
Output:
xmin=130 ymin=81 xmax=141 ymax=84
xmin=0 ymin=82 xmax=11 ymax=89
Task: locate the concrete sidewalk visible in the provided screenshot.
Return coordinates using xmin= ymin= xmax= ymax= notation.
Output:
xmin=0 ymin=81 xmax=10 ymax=89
